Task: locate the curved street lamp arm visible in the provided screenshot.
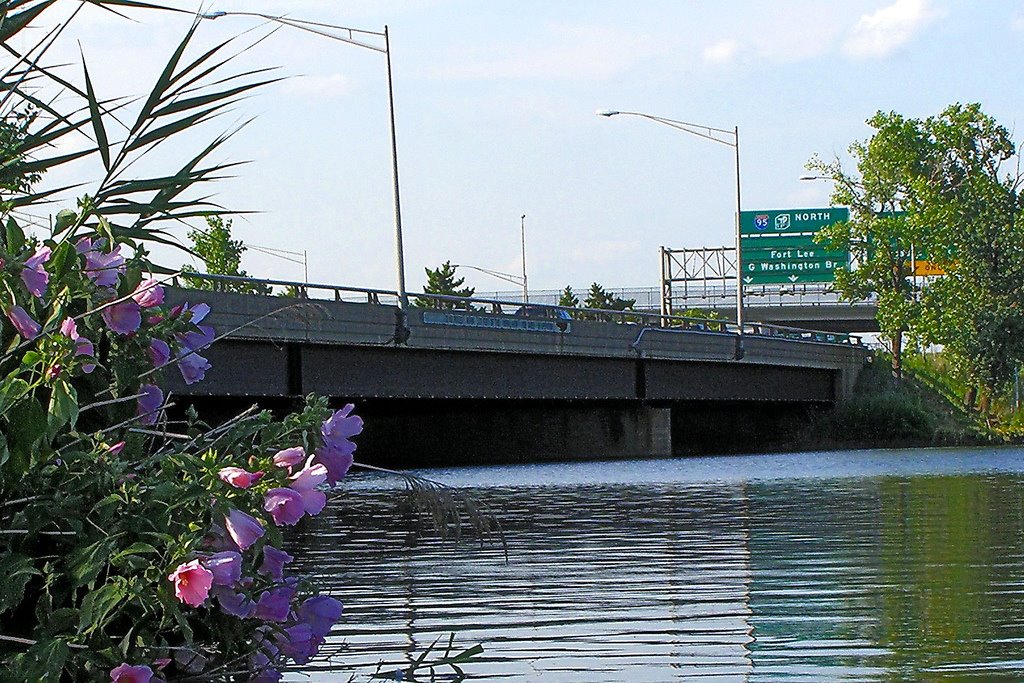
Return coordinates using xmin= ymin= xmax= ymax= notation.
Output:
xmin=617 ymin=111 xmax=736 ymax=147
xmin=200 ymin=11 xmax=386 ymax=52
xmin=454 ymin=264 xmax=525 ymax=288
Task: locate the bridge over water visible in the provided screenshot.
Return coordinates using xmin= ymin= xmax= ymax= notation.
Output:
xmin=166 ymin=275 xmax=870 ymax=464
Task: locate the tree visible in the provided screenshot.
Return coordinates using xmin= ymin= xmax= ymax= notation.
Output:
xmin=582 ymin=283 xmax=635 ymax=321
xmin=558 ymin=285 xmax=579 ymax=308
xmin=807 ymin=110 xmax=928 ymax=378
xmin=181 ymin=215 xmax=271 ymax=294
xmin=912 ymin=104 xmax=1024 ymax=410
xmin=810 ymin=103 xmax=1024 ymax=409
xmin=416 ymin=261 xmax=475 ymax=310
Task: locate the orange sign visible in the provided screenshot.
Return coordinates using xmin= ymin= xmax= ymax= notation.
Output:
xmin=912 ymin=260 xmax=945 ymax=276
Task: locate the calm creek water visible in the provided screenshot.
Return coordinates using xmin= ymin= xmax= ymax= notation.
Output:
xmin=287 ymin=448 xmax=1024 ymax=681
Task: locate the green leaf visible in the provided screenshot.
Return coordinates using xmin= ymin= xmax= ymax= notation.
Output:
xmin=47 ymin=379 xmax=78 ymax=435
xmin=80 ymin=53 xmax=111 ymax=172
xmin=54 ymin=209 xmax=77 ymax=233
xmin=0 ymin=0 xmax=58 ymax=44
xmin=6 ymin=215 xmax=25 ymax=252
xmin=111 ymin=542 xmax=158 ymax=563
xmin=5 ymin=397 xmax=46 ymax=476
xmin=68 ymin=539 xmax=113 ymax=588
xmin=77 ymin=580 xmax=127 ymax=635
xmin=0 ymin=553 xmax=39 ymax=615
xmin=0 ymin=376 xmax=30 ymax=415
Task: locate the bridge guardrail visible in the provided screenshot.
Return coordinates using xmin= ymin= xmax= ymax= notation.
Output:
xmin=174 ymin=272 xmax=862 ymax=347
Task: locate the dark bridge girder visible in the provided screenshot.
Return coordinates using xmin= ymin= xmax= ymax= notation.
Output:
xmin=173 ymin=339 xmax=836 ymax=404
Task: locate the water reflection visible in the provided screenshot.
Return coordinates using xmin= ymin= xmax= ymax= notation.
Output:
xmin=287 ymin=449 xmax=1024 ymax=682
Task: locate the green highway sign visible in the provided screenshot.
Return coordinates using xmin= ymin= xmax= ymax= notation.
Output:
xmin=739 ymin=206 xmax=850 ymax=285
xmin=739 ymin=207 xmax=849 ymax=235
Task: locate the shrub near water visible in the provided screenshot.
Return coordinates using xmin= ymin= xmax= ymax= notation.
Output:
xmin=0 ymin=223 xmax=360 ymax=680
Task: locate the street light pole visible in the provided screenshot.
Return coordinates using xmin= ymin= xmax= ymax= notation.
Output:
xmin=200 ymin=11 xmax=410 ymax=340
xmin=520 ymin=214 xmax=528 ymax=303
xmin=597 ymin=109 xmax=745 ymax=356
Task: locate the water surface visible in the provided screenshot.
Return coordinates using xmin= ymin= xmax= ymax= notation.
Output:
xmin=288 ymin=448 xmax=1024 ymax=681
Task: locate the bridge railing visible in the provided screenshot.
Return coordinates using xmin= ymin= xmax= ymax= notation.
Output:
xmin=173 ymin=272 xmax=862 ymax=347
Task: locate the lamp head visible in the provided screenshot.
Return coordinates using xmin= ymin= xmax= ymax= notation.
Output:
xmin=200 ymin=10 xmax=227 ymax=19
xmin=798 ymin=175 xmax=822 ymax=181
xmin=595 ymin=109 xmax=620 ymax=117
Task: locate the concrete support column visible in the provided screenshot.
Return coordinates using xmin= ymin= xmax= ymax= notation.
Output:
xmin=641 ymin=406 xmax=673 ymax=456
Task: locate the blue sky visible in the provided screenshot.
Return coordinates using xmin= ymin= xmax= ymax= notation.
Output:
xmin=21 ymin=1 xmax=1024 ymax=294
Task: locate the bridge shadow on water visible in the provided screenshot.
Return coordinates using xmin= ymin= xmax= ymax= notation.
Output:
xmin=174 ymin=396 xmax=827 ymax=468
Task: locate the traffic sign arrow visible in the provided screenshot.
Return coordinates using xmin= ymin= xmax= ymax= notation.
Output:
xmin=788 ymin=275 xmax=799 ymax=282
xmin=743 ymin=276 xmax=753 ymax=284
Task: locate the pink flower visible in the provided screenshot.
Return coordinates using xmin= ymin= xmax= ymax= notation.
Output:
xmin=147 ymin=339 xmax=170 ymax=368
xmin=132 ymin=278 xmax=164 ymax=307
xmin=20 ymin=245 xmax=51 ymax=299
xmin=108 ymin=441 xmax=126 ymax=456
xmin=60 ymin=317 xmax=95 ymax=373
xmin=101 ymin=300 xmax=142 ymax=335
xmin=167 ymin=559 xmax=213 ymax=607
xmin=110 ymin=663 xmax=153 ymax=683
xmin=6 ymin=305 xmax=40 ymax=340
xmin=263 ymin=488 xmax=305 ymax=526
xmin=218 ymin=466 xmax=264 ymax=489
xmin=289 ymin=461 xmax=327 ymax=517
xmin=177 ymin=350 xmax=211 ymax=385
xmin=272 ymin=446 xmax=305 ymax=469
xmin=136 ymin=384 xmax=164 ymax=425
xmin=225 ymin=508 xmax=264 ymax=550
xmin=203 ymin=551 xmax=242 ymax=586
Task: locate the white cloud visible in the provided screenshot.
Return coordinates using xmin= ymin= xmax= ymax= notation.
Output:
xmin=1013 ymin=12 xmax=1024 ymax=32
xmin=279 ymin=73 xmax=353 ymax=100
xmin=843 ymin=0 xmax=943 ymax=59
xmin=703 ymin=39 xmax=739 ymax=65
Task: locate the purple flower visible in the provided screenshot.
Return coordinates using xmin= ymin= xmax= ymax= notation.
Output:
xmin=273 ymin=446 xmax=306 ymax=470
xmin=83 ymin=242 xmax=125 ymax=287
xmin=177 ymin=350 xmax=212 ymax=385
xmin=297 ymin=595 xmax=343 ymax=638
xmin=290 ymin=462 xmax=328 ymax=517
xmin=6 ymin=305 xmax=40 ymax=340
xmin=275 ymin=622 xmax=321 ymax=665
xmin=136 ymin=384 xmax=163 ymax=425
xmin=132 ymin=278 xmax=164 ymax=308
xmin=101 ymin=301 xmax=142 ymax=335
xmin=250 ymin=668 xmax=282 ymax=683
xmin=110 ymin=663 xmax=153 ymax=683
xmin=188 ymin=302 xmax=211 ymax=324
xmin=60 ymin=317 xmax=96 ymax=373
xmin=225 ymin=508 xmax=264 ymax=550
xmin=20 ymin=245 xmax=51 ymax=299
xmin=259 ymin=546 xmax=293 ymax=582
xmin=180 ymin=325 xmax=215 ymax=352
xmin=255 ymin=585 xmax=296 ymax=622
xmin=321 ymin=404 xmax=363 ymax=447
xmin=313 ymin=442 xmax=355 ymax=486
xmin=264 ymin=488 xmax=305 ymax=526
xmin=148 ymin=339 xmax=170 ymax=368
xmin=203 ymin=551 xmax=242 ymax=586
xmin=213 ymin=585 xmax=256 ymax=618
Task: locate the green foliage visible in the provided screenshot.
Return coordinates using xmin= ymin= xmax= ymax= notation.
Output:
xmin=416 ymin=261 xmax=475 ymax=310
xmin=181 ymin=215 xmax=271 ymax=294
xmin=809 ymin=103 xmax=1024 ymax=405
xmin=581 ymin=283 xmax=635 ymax=322
xmin=557 ymin=285 xmax=579 ymax=308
